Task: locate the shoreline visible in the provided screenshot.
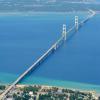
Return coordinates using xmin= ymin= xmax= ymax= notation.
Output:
xmin=16 ymin=84 xmax=100 ymax=98
xmin=1 ymin=84 xmax=100 ymax=99
xmin=0 ymin=73 xmax=100 ymax=94
xmin=1 ymin=78 xmax=100 ymax=94
xmin=0 ymin=11 xmax=90 ymax=16
xmin=16 ymin=84 xmax=96 ymax=94
xmin=18 ymin=82 xmax=100 ymax=94
xmin=1 ymin=84 xmax=99 ymax=100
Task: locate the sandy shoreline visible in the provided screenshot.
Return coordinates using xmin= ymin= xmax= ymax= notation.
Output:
xmin=0 ymin=84 xmax=99 ymax=99
xmin=0 ymin=83 xmax=98 ymax=94
xmin=16 ymin=84 xmax=100 ymax=98
xmin=1 ymin=78 xmax=100 ymax=94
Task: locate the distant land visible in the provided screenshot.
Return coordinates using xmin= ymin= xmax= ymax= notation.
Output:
xmin=0 ymin=0 xmax=100 ymax=13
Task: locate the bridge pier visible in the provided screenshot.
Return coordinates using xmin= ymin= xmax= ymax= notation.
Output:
xmin=54 ymin=44 xmax=57 ymax=50
xmin=75 ymin=16 xmax=79 ymax=30
xmin=62 ymin=24 xmax=67 ymax=40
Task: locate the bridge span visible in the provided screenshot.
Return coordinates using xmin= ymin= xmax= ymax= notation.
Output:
xmin=0 ymin=9 xmax=96 ymax=100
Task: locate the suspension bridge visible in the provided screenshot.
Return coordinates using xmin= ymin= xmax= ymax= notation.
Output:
xmin=0 ymin=9 xmax=96 ymax=100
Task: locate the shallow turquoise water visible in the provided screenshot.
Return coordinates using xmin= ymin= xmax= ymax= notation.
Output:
xmin=0 ymin=12 xmax=100 ymax=92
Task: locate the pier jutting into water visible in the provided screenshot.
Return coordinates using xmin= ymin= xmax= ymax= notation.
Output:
xmin=0 ymin=9 xmax=96 ymax=100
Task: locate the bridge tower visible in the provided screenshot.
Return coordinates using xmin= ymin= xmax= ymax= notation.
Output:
xmin=75 ymin=16 xmax=79 ymax=30
xmin=62 ymin=24 xmax=67 ymax=40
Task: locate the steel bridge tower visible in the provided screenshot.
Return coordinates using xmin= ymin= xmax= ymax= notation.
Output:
xmin=62 ymin=24 xmax=67 ymax=40
xmin=75 ymin=16 xmax=79 ymax=30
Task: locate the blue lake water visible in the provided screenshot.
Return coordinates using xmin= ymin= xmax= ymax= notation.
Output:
xmin=0 ymin=12 xmax=100 ymax=92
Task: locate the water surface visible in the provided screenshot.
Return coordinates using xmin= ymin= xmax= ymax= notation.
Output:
xmin=0 ymin=12 xmax=100 ymax=92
